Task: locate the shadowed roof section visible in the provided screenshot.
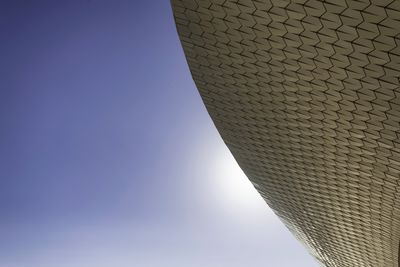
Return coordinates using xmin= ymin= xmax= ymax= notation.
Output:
xmin=171 ymin=0 xmax=400 ymax=266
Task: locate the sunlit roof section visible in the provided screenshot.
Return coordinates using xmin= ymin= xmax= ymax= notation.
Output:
xmin=172 ymin=0 xmax=400 ymax=266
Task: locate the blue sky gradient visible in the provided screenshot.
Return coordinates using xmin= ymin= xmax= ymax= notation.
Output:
xmin=0 ymin=1 xmax=319 ymax=266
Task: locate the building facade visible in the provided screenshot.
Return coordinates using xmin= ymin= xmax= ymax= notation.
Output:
xmin=172 ymin=0 xmax=400 ymax=266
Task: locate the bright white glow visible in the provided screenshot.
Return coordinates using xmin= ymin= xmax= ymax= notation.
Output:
xmin=211 ymin=149 xmax=274 ymax=218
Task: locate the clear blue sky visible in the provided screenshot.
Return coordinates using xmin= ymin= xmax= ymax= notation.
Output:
xmin=0 ymin=1 xmax=319 ymax=266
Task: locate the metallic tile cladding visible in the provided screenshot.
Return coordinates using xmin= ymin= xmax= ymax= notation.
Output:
xmin=171 ymin=0 xmax=400 ymax=266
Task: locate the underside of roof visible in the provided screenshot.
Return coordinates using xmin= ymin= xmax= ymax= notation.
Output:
xmin=171 ymin=0 xmax=400 ymax=266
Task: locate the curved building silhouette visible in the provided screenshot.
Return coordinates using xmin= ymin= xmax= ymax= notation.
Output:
xmin=172 ymin=0 xmax=400 ymax=266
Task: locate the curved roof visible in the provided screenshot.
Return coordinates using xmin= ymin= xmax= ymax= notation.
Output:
xmin=172 ymin=0 xmax=400 ymax=266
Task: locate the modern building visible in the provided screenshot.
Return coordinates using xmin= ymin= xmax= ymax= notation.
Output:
xmin=171 ymin=0 xmax=400 ymax=266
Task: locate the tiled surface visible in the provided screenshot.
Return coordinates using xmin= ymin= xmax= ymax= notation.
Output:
xmin=171 ymin=0 xmax=400 ymax=266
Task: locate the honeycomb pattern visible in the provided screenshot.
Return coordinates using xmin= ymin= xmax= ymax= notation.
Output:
xmin=171 ymin=0 xmax=400 ymax=266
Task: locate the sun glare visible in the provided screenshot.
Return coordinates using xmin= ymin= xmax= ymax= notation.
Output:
xmin=212 ymin=150 xmax=271 ymax=216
